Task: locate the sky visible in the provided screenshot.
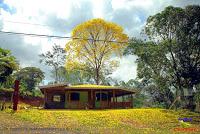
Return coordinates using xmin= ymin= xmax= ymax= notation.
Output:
xmin=0 ymin=0 xmax=199 ymax=84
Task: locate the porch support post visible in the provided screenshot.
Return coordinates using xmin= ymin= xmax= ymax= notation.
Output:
xmin=93 ymin=90 xmax=95 ymax=108
xmin=122 ymin=94 xmax=125 ymax=108
xmin=88 ymin=90 xmax=91 ymax=109
xmin=112 ymin=89 xmax=115 ymax=108
xmin=68 ymin=92 xmax=71 ymax=108
xmin=44 ymin=89 xmax=47 ymax=108
xmin=100 ymin=89 xmax=102 ymax=109
xmin=91 ymin=90 xmax=93 ymax=108
xmin=131 ymin=94 xmax=133 ymax=108
xmin=65 ymin=91 xmax=68 ymax=108
xmin=107 ymin=91 xmax=109 ymax=108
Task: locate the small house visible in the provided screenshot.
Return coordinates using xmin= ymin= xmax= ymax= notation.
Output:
xmin=39 ymin=84 xmax=136 ymax=109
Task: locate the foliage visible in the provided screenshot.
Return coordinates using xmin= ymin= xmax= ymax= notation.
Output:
xmin=0 ymin=47 xmax=18 ymax=84
xmin=125 ymin=5 xmax=200 ymax=109
xmin=0 ymin=75 xmax=15 ymax=88
xmin=50 ymin=66 xmax=67 ymax=83
xmin=19 ymin=89 xmax=43 ymax=97
xmin=145 ymin=5 xmax=200 ymax=101
xmin=66 ymin=18 xmax=128 ymax=85
xmin=133 ymin=94 xmax=148 ymax=108
xmin=15 ymin=67 xmax=44 ymax=91
xmin=6 ymin=108 xmax=200 ymax=133
xmin=66 ymin=69 xmax=92 ymax=84
xmin=39 ymin=44 xmax=66 ymax=83
xmin=50 ymin=66 xmax=92 ymax=84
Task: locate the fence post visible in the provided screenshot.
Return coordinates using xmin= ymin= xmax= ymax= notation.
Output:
xmin=13 ymin=80 xmax=19 ymax=111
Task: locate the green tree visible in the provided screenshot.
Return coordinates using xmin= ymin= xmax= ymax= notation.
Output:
xmin=125 ymin=5 xmax=200 ymax=109
xmin=39 ymin=44 xmax=66 ymax=83
xmin=125 ymin=38 xmax=174 ymax=108
xmin=66 ymin=18 xmax=128 ymax=85
xmin=0 ymin=47 xmax=18 ymax=84
xmin=50 ymin=66 xmax=67 ymax=83
xmin=15 ymin=67 xmax=44 ymax=91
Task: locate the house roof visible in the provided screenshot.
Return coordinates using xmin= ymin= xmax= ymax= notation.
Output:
xmin=38 ymin=83 xmax=69 ymax=89
xmin=39 ymin=84 xmax=137 ymax=95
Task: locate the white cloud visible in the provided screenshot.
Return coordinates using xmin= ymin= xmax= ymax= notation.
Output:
xmin=110 ymin=55 xmax=137 ymax=82
xmin=0 ymin=0 xmax=199 ymax=83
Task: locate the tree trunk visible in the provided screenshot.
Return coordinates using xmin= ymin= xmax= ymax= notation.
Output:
xmin=95 ymin=68 xmax=100 ymax=85
xmin=54 ymin=66 xmax=58 ymax=83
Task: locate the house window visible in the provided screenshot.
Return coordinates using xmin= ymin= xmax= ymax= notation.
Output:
xmin=96 ymin=93 xmax=108 ymax=101
xmin=70 ymin=92 xmax=80 ymax=101
xmin=53 ymin=95 xmax=61 ymax=102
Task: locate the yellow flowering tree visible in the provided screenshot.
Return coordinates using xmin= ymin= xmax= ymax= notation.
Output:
xmin=66 ymin=18 xmax=128 ymax=84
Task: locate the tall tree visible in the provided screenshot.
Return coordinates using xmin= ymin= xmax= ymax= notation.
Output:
xmin=66 ymin=18 xmax=128 ymax=84
xmin=15 ymin=67 xmax=44 ymax=91
xmin=39 ymin=44 xmax=66 ymax=83
xmin=124 ymin=38 xmax=174 ymax=108
xmin=125 ymin=5 xmax=200 ymax=109
xmin=0 ymin=47 xmax=18 ymax=84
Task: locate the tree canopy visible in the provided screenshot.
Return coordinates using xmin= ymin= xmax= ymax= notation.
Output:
xmin=0 ymin=47 xmax=18 ymax=84
xmin=66 ymin=18 xmax=128 ymax=84
xmin=15 ymin=67 xmax=44 ymax=91
xmin=125 ymin=5 xmax=200 ymax=109
xmin=39 ymin=44 xmax=66 ymax=83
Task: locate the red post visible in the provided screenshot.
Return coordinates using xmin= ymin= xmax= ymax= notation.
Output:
xmin=13 ymin=80 xmax=19 ymax=111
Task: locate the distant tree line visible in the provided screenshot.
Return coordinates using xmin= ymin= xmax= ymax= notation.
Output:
xmin=0 ymin=47 xmax=44 ymax=97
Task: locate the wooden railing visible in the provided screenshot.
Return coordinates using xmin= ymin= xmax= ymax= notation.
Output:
xmin=109 ymin=102 xmax=132 ymax=108
xmin=98 ymin=101 xmax=132 ymax=109
xmin=67 ymin=101 xmax=87 ymax=109
xmin=100 ymin=101 xmax=109 ymax=108
xmin=67 ymin=101 xmax=132 ymax=109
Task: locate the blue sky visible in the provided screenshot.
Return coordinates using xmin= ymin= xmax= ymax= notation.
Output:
xmin=0 ymin=0 xmax=199 ymax=84
xmin=0 ymin=0 xmax=16 ymax=14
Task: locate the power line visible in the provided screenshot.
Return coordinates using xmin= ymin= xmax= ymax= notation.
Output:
xmin=0 ymin=31 xmax=128 ymax=43
xmin=3 ymin=20 xmax=51 ymax=27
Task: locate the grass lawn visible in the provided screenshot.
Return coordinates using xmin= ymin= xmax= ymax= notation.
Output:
xmin=2 ymin=108 xmax=200 ymax=134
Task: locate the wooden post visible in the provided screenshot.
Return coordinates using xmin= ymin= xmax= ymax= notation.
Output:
xmin=122 ymin=95 xmax=125 ymax=108
xmin=44 ymin=89 xmax=47 ymax=108
xmin=13 ymin=80 xmax=19 ymax=111
xmin=91 ymin=90 xmax=93 ymax=108
xmin=131 ymin=94 xmax=133 ymax=108
xmin=100 ymin=90 xmax=102 ymax=109
xmin=93 ymin=91 xmax=96 ymax=108
xmin=68 ymin=92 xmax=71 ymax=108
xmin=107 ymin=91 xmax=109 ymax=108
xmin=65 ymin=91 xmax=68 ymax=108
xmin=113 ymin=89 xmax=115 ymax=108
xmin=88 ymin=90 xmax=91 ymax=109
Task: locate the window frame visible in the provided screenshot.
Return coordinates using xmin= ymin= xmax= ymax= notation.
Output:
xmin=52 ymin=95 xmax=62 ymax=102
xmin=70 ymin=92 xmax=80 ymax=101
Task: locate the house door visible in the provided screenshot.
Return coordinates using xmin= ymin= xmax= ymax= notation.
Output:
xmin=95 ymin=92 xmax=109 ymax=108
xmin=95 ymin=92 xmax=100 ymax=108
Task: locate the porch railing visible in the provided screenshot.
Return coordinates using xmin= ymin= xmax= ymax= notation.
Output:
xmin=109 ymin=102 xmax=132 ymax=108
xmin=67 ymin=101 xmax=132 ymax=109
xmin=67 ymin=101 xmax=87 ymax=109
